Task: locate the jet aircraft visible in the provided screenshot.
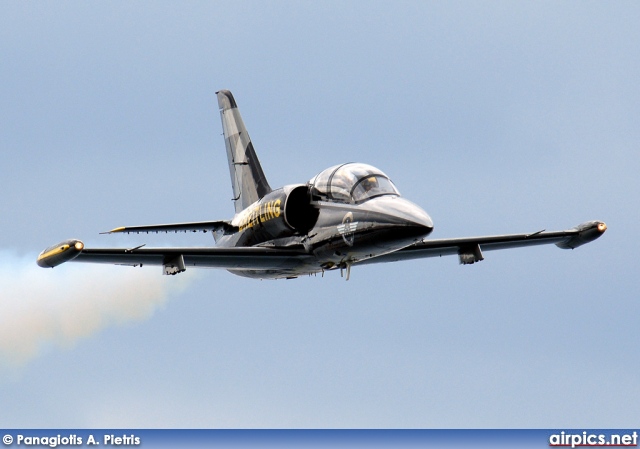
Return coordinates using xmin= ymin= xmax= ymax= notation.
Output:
xmin=37 ymin=90 xmax=607 ymax=280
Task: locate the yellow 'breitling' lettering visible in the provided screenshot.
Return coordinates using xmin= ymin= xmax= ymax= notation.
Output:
xmin=237 ymin=199 xmax=281 ymax=232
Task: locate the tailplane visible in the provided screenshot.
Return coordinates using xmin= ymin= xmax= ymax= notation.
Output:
xmin=217 ymin=90 xmax=271 ymax=214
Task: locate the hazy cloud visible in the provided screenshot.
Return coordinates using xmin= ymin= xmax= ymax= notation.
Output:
xmin=0 ymin=251 xmax=195 ymax=366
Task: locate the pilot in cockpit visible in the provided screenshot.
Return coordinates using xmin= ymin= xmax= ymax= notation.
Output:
xmin=361 ymin=176 xmax=379 ymax=193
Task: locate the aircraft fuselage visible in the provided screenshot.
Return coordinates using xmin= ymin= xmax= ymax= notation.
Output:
xmin=217 ymin=182 xmax=434 ymax=279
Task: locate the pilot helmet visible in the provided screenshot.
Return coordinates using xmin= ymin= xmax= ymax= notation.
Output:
xmin=361 ymin=176 xmax=379 ymax=191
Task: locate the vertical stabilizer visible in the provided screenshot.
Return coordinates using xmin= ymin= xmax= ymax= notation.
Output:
xmin=217 ymin=90 xmax=272 ymax=214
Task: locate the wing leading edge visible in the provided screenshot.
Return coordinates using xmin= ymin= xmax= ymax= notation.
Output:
xmin=359 ymin=220 xmax=607 ymax=265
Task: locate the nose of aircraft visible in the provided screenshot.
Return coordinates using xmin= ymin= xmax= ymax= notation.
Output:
xmin=366 ymin=196 xmax=434 ymax=239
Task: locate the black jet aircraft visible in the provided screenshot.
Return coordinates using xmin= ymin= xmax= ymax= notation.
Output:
xmin=37 ymin=90 xmax=607 ymax=280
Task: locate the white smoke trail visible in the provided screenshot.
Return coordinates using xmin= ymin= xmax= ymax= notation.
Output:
xmin=0 ymin=251 xmax=197 ymax=367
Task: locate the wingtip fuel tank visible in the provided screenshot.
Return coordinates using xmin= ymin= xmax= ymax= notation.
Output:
xmin=37 ymin=239 xmax=85 ymax=268
xmin=555 ymin=221 xmax=607 ymax=249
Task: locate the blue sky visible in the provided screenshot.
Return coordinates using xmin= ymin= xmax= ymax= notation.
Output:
xmin=0 ymin=1 xmax=638 ymax=427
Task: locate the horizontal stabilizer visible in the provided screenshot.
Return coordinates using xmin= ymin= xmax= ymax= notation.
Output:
xmin=101 ymin=220 xmax=237 ymax=235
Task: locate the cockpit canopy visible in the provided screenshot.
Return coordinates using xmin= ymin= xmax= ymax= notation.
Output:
xmin=308 ymin=163 xmax=400 ymax=204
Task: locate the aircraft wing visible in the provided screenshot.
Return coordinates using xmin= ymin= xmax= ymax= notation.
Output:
xmin=360 ymin=220 xmax=607 ymax=265
xmin=37 ymin=221 xmax=606 ymax=274
xmin=37 ymin=240 xmax=311 ymax=275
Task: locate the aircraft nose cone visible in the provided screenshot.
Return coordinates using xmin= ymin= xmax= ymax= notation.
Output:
xmin=401 ymin=207 xmax=434 ymax=239
xmin=406 ymin=203 xmax=434 ymax=231
xmin=367 ymin=196 xmax=433 ymax=238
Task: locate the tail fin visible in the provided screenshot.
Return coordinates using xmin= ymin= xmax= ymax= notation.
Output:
xmin=216 ymin=90 xmax=272 ymax=214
